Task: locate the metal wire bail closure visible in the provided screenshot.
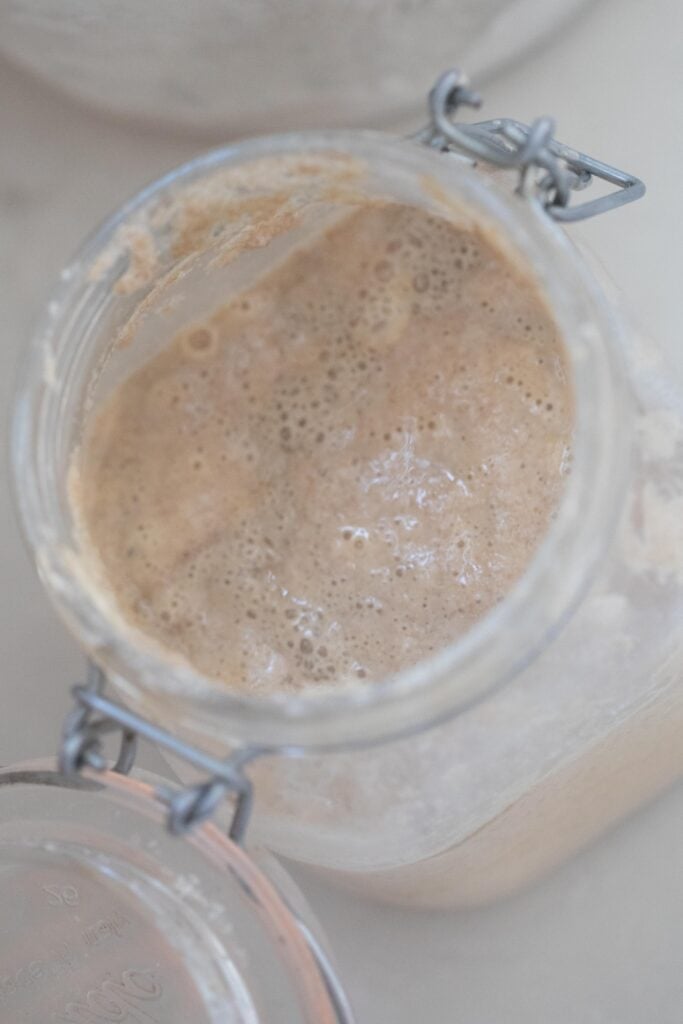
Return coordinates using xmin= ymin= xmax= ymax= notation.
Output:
xmin=60 ymin=662 xmax=138 ymax=776
xmin=420 ymin=68 xmax=645 ymax=221
xmin=59 ymin=663 xmax=261 ymax=844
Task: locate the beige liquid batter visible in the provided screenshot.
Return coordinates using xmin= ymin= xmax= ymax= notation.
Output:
xmin=71 ymin=202 xmax=573 ymax=693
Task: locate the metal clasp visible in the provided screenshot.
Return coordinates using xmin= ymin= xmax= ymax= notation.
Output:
xmin=60 ymin=662 xmax=264 ymax=844
xmin=417 ymin=69 xmax=645 ymax=222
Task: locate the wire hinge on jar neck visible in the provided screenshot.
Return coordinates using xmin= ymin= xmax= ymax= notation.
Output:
xmin=416 ymin=69 xmax=645 ymax=222
xmin=59 ymin=662 xmax=266 ymax=844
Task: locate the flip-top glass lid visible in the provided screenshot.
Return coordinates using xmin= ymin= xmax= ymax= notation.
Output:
xmin=0 ymin=762 xmax=346 ymax=1024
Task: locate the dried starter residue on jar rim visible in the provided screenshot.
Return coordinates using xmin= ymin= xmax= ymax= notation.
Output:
xmin=99 ymin=152 xmax=398 ymax=356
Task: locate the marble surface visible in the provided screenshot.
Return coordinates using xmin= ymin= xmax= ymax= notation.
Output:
xmin=1 ymin=0 xmax=682 ymax=1019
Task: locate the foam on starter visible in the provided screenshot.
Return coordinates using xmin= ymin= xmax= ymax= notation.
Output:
xmin=71 ymin=203 xmax=573 ymax=693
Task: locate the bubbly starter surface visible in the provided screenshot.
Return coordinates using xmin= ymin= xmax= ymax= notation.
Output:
xmin=72 ymin=203 xmax=573 ymax=693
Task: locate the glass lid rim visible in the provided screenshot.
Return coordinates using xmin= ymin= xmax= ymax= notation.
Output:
xmin=0 ymin=758 xmax=342 ymax=1024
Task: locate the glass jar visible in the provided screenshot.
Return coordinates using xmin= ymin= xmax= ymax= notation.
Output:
xmin=0 ymin=761 xmax=349 ymax=1022
xmin=12 ymin=124 xmax=683 ymax=908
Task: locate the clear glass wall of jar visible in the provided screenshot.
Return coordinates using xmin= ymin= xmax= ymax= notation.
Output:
xmin=13 ymin=132 xmax=683 ymax=907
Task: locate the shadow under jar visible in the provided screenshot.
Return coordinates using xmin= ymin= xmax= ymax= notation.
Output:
xmin=13 ymin=130 xmax=683 ymax=908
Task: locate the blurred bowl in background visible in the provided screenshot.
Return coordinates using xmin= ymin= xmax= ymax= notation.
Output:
xmin=0 ymin=0 xmax=594 ymax=137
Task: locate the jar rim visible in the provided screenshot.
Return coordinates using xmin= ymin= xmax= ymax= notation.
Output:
xmin=11 ymin=129 xmax=633 ymax=751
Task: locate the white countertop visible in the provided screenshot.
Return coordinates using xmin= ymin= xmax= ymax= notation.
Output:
xmin=1 ymin=0 xmax=682 ymax=1019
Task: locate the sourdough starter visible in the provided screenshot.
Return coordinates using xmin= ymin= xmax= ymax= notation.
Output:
xmin=70 ymin=202 xmax=572 ymax=693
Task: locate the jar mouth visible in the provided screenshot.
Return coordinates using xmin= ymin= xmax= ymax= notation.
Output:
xmin=12 ymin=129 xmax=632 ymax=751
